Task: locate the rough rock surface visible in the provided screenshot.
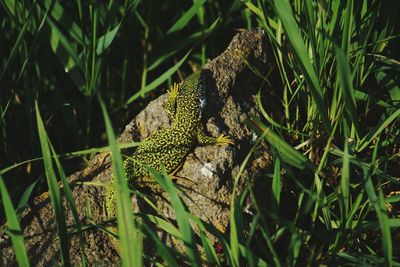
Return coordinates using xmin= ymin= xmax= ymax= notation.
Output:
xmin=1 ymin=29 xmax=275 ymax=266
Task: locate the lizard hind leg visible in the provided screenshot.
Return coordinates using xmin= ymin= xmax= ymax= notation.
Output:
xmin=104 ymin=178 xmax=121 ymax=252
xmin=105 ymin=178 xmax=117 ymax=219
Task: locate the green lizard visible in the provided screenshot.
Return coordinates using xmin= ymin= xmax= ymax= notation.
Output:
xmin=105 ymin=70 xmax=233 ymax=246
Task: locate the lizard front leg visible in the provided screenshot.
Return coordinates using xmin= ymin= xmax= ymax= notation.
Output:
xmin=196 ymin=123 xmax=234 ymax=145
xmin=165 ymin=83 xmax=179 ymax=120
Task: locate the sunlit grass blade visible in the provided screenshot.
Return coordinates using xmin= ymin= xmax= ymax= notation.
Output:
xmin=98 ymin=96 xmax=142 ymax=267
xmin=2 ymin=0 xmax=17 ymax=17
xmin=273 ymin=0 xmax=332 ymax=134
xmin=287 ymin=232 xmax=301 ymax=266
xmin=144 ymin=214 xmax=181 ymax=239
xmin=385 ymin=194 xmax=400 ymax=204
xmin=96 ymin=23 xmax=121 ymax=55
xmin=0 ymin=98 xmax=11 ymax=121
xmin=271 ymin=154 xmax=281 ymax=212
xmin=199 ymin=231 xmax=220 ymax=265
xmin=35 ymin=101 xmax=71 ymax=266
xmin=147 ymin=166 xmax=201 ymax=266
xmin=43 ymin=0 xmax=86 ymax=45
xmin=340 ymin=138 xmax=350 ymax=216
xmin=341 ymin=1 xmax=353 ymax=55
xmin=167 ymin=0 xmax=206 ymax=34
xmin=0 ymin=174 xmax=30 ymax=267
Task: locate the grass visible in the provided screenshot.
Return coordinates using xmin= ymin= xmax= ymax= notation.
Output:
xmin=1 ymin=0 xmax=399 ymax=266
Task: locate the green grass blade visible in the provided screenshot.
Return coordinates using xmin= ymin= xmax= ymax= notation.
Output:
xmin=271 ymin=154 xmax=281 ymax=212
xmin=199 ymin=231 xmax=220 ymax=265
xmin=167 ymin=0 xmax=206 ymax=34
xmin=187 ymin=214 xmax=234 ymax=266
xmin=147 ymin=167 xmax=201 ymax=266
xmin=273 ymin=0 xmax=332 ymax=134
xmin=16 ymin=179 xmax=39 ymax=219
xmin=0 ymin=1 xmax=36 ymax=82
xmin=123 ymin=16 xmax=219 ymax=107
xmin=230 ymin=195 xmax=245 ymax=267
xmin=362 ymin=166 xmax=392 ymax=267
xmin=49 ymin=142 xmax=87 ymax=265
xmin=246 ymin=117 xmax=317 ymax=172
xmin=354 ymin=89 xmax=391 ymax=108
xmin=0 ymin=98 xmax=11 ymax=121
xmin=43 ymin=0 xmax=85 ymax=45
xmin=0 ymin=142 xmax=141 ymax=176
xmin=340 ymin=139 xmax=350 ymax=216
xmin=98 ymin=96 xmax=142 ymax=267
xmin=2 ymin=0 xmax=16 ymax=16
xmin=48 ymin=19 xmax=85 ymax=91
xmin=287 ymin=232 xmax=301 ymax=266
xmin=96 ymin=23 xmax=121 ymax=55
xmin=35 ymin=101 xmax=71 ymax=266
xmin=124 ymin=48 xmax=192 ymax=106
xmin=148 ymin=26 xmax=216 ymax=71
xmin=0 ymin=174 xmax=30 ymax=267
xmin=362 ymin=137 xmax=392 ymax=266
xmin=256 ymin=91 xmax=302 ymax=134
xmin=141 ymin=223 xmax=179 ymax=266
xmin=334 ymin=45 xmax=360 ymax=137
xmin=358 ymin=108 xmax=400 ymax=151
xmin=144 ymin=214 xmax=181 ymax=239
xmin=341 ymin=1 xmax=353 ymax=56
xmin=376 ymin=66 xmax=400 ymax=102
xmin=385 ymin=195 xmax=400 ymax=204
xmin=229 ymin=134 xmax=266 ymax=267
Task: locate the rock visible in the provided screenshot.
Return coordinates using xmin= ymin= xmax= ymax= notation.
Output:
xmin=1 ymin=28 xmax=274 ymax=266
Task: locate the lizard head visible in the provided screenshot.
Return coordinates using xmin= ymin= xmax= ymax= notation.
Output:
xmin=179 ymin=70 xmax=207 ymax=111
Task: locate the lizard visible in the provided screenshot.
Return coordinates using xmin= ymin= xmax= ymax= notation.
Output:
xmin=104 ymin=70 xmax=233 ymax=248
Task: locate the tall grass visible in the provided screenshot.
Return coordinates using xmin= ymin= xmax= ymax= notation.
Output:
xmin=1 ymin=0 xmax=399 ymax=266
